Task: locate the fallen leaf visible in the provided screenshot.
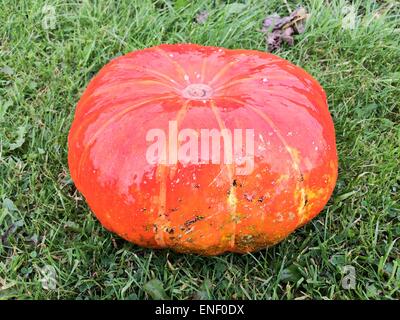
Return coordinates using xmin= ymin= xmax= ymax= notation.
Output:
xmin=279 ymin=265 xmax=302 ymax=283
xmin=262 ymin=7 xmax=309 ymax=52
xmin=282 ymin=27 xmax=295 ymax=46
xmin=3 ymin=198 xmax=19 ymax=212
xmin=143 ymin=279 xmax=169 ymax=300
xmin=329 ymin=254 xmax=346 ymax=266
xmin=266 ymin=30 xmax=283 ymax=52
xmin=262 ymin=13 xmax=281 ymax=31
xmin=0 ymin=100 xmax=13 ymax=121
xmin=1 ymin=220 xmax=24 ymax=245
xmin=336 ymin=190 xmax=358 ymax=202
xmin=366 ymin=284 xmax=381 ymax=297
xmin=0 ymin=66 xmax=14 ymax=76
xmin=9 ymin=125 xmax=27 ymax=150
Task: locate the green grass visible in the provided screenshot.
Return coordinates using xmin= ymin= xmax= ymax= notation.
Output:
xmin=0 ymin=0 xmax=399 ymax=300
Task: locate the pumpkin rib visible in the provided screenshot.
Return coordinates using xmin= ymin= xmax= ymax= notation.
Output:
xmin=213 ymin=73 xmax=312 ymax=93
xmin=75 ymin=95 xmax=177 ymax=180
xmin=154 ymin=164 xmax=168 ymax=247
xmin=208 ymin=59 xmax=241 ymax=86
xmin=215 ymin=58 xmax=326 ymax=107
xmin=261 ymin=85 xmax=326 ymax=112
xmin=279 ymin=63 xmax=326 ymax=101
xmin=210 ymin=99 xmax=237 ymax=250
xmin=210 ymin=60 xmax=278 ymax=91
xmin=167 ymin=100 xmax=192 ymax=180
xmin=79 ymin=79 xmax=180 ymax=105
xmin=249 ymin=104 xmax=306 ymax=225
xmin=214 ymin=76 xmax=265 ymax=92
xmin=200 ymin=57 xmax=208 ymax=82
xmin=74 ymin=86 xmax=180 ymax=127
xmin=153 ymin=100 xmax=192 ymax=248
xmin=154 ymin=47 xmax=191 ymax=85
xmin=71 ymin=95 xmax=177 ymax=144
xmin=73 ymin=80 xmax=180 ymax=120
xmin=110 ymin=62 xmax=185 ymax=88
xmin=223 ymin=97 xmax=307 ymax=224
xmin=263 ymin=90 xmax=319 ymax=113
xmin=258 ymin=91 xmax=333 ymax=133
xmin=70 ymin=95 xmax=166 ymax=144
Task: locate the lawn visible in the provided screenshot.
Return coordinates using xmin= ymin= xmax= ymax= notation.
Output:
xmin=0 ymin=0 xmax=399 ymax=300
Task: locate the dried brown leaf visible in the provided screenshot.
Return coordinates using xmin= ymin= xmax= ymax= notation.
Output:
xmin=262 ymin=7 xmax=309 ymax=52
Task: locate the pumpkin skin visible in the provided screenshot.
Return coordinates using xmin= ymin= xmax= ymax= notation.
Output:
xmin=68 ymin=44 xmax=338 ymax=255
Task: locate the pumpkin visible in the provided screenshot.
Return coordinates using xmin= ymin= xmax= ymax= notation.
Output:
xmin=68 ymin=44 xmax=338 ymax=255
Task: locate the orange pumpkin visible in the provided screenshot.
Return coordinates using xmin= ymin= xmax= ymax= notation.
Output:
xmin=68 ymin=44 xmax=338 ymax=255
